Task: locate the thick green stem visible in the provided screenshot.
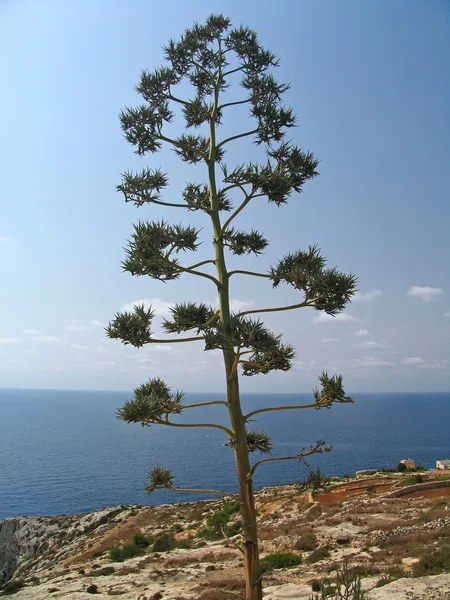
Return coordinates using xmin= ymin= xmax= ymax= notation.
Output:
xmin=207 ymin=46 xmax=262 ymax=600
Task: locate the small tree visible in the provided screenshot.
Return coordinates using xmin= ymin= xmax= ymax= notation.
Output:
xmin=107 ymin=15 xmax=356 ymax=600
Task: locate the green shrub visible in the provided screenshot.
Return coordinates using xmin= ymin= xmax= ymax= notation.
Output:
xmin=402 ymin=474 xmax=423 ymax=486
xmin=109 ymin=543 xmax=146 ymax=562
xmin=206 ymin=502 xmax=240 ymax=529
xmin=198 ymin=502 xmax=241 ymax=540
xmin=311 ymin=579 xmax=322 ymax=592
xmin=133 ymin=532 xmax=151 ymax=548
xmin=152 ymin=533 xmax=175 ymax=553
xmin=397 ymin=462 xmax=407 ymax=472
xmin=261 ymin=553 xmax=302 ymax=570
xmin=412 ymin=545 xmax=450 ymax=577
xmin=1 ymin=580 xmax=25 ymax=596
xmin=306 ymin=546 xmax=331 ymax=564
xmin=365 ymin=486 xmax=376 ymax=494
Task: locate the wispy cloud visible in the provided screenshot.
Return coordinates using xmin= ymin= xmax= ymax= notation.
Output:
xmin=353 ymin=329 xmax=370 ymax=337
xmin=230 ymin=299 xmax=254 ymax=313
xmin=96 ymin=346 xmax=110 ymax=354
xmin=24 ymin=329 xmax=43 ymax=335
xmin=0 ymin=337 xmax=18 ymax=344
xmin=353 ymin=340 xmax=384 ymax=349
xmin=295 ymin=359 xmax=317 ymax=371
xmin=353 ymin=289 xmax=383 ymax=302
xmin=0 ymin=236 xmax=12 ymax=243
xmin=33 ymin=336 xmax=59 ymax=343
xmin=71 ymin=344 xmax=89 ymax=351
xmin=401 ymin=357 xmax=425 ymax=365
xmin=444 ymin=312 xmax=450 ymax=318
xmin=120 ymin=298 xmax=174 ymax=316
xmin=351 ymin=356 xmax=394 ymax=368
xmin=66 ymin=320 xmax=91 ymax=331
xmin=407 ymin=286 xmax=445 ymax=303
xmin=312 ymin=312 xmax=357 ymax=324
xmin=418 ymin=360 xmax=449 ymax=370
xmin=90 ymin=320 xmax=103 ymax=327
xmin=321 ymin=338 xmax=338 ymax=343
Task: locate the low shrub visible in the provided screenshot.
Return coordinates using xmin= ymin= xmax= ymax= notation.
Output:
xmin=152 ymin=533 xmax=175 ymax=553
xmin=295 ymin=529 xmax=318 ymax=551
xmin=261 ymin=552 xmax=302 ymax=570
xmin=412 ymin=545 xmax=450 ymax=577
xmin=133 ymin=532 xmax=151 ymax=548
xmin=401 ymin=474 xmax=423 ymax=486
xmin=198 ymin=502 xmax=241 ymax=540
xmin=306 ymin=546 xmax=331 ymax=564
xmin=109 ymin=543 xmax=145 ymax=562
xmin=0 ymin=580 xmax=25 ymax=596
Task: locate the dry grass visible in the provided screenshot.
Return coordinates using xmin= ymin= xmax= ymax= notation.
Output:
xmin=196 ymin=575 xmax=245 ymax=600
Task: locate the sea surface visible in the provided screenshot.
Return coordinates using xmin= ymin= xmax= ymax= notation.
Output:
xmin=0 ymin=389 xmax=449 ymax=519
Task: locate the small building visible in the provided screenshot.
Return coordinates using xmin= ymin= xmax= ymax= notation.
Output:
xmin=400 ymin=458 xmax=416 ymax=469
xmin=436 ymin=459 xmax=450 ymax=470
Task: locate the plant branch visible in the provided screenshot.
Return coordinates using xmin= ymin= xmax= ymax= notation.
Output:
xmin=245 ymin=403 xmax=318 ymax=420
xmin=222 ymin=65 xmax=246 ymax=77
xmin=220 ymin=188 xmax=253 ymax=236
xmin=168 ymin=93 xmax=189 ymax=107
xmin=217 ymin=129 xmax=259 ymax=149
xmin=182 ymin=400 xmax=228 ymax=410
xmin=228 ymin=270 xmax=272 ymax=279
xmin=237 ymin=300 xmax=313 ymax=318
xmin=143 ymin=336 xmax=204 ymax=344
xmin=175 ymin=264 xmax=221 ymax=286
xmin=161 ymin=419 xmax=234 ymax=437
xmin=219 ymin=98 xmax=251 ymax=110
xmin=144 ymin=198 xmax=190 ymax=209
xmin=249 ymin=442 xmax=326 ymax=478
xmin=184 ymin=259 xmax=216 ymax=270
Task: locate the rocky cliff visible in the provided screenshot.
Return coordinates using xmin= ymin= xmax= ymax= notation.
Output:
xmin=0 ymin=476 xmax=449 ymax=599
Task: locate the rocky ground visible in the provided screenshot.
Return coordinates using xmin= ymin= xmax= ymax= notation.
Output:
xmin=1 ymin=473 xmax=449 ymax=599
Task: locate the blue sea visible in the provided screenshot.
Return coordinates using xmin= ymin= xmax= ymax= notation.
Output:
xmin=0 ymin=389 xmax=449 ymax=520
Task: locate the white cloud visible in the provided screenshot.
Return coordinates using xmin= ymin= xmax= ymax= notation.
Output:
xmin=295 ymin=359 xmax=317 ymax=371
xmin=33 ymin=336 xmax=59 ymax=342
xmin=312 ymin=312 xmax=357 ymax=324
xmin=96 ymin=345 xmax=110 ymax=354
xmin=66 ymin=323 xmax=91 ymax=331
xmin=351 ymin=356 xmax=394 ymax=368
xmin=401 ymin=357 xmax=425 ymax=365
xmin=24 ymin=329 xmax=43 ymax=335
xmin=0 ymin=337 xmax=18 ymax=344
xmin=407 ymin=286 xmax=445 ymax=303
xmin=353 ymin=329 xmax=370 ymax=337
xmin=321 ymin=338 xmax=338 ymax=343
xmin=90 ymin=320 xmax=103 ymax=327
xmin=137 ymin=357 xmax=157 ymax=365
xmin=418 ymin=360 xmax=449 ymax=370
xmin=92 ymin=360 xmax=119 ymax=370
xmin=0 ymin=236 xmax=12 ymax=243
xmin=120 ymin=298 xmax=174 ymax=316
xmin=71 ymin=344 xmax=89 ymax=351
xmin=353 ymin=340 xmax=384 ymax=349
xmin=444 ymin=312 xmax=450 ymax=318
xmin=149 ymin=344 xmax=173 ymax=352
xmin=353 ymin=289 xmax=383 ymax=302
xmin=230 ymin=299 xmax=254 ymax=313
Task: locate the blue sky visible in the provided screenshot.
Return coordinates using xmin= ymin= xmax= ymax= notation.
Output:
xmin=1 ymin=0 xmax=449 ymax=392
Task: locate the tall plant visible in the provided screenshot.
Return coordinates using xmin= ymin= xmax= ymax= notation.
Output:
xmin=107 ymin=15 xmax=356 ymax=600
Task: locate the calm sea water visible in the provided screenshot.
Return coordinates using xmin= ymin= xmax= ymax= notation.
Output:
xmin=0 ymin=389 xmax=449 ymax=519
